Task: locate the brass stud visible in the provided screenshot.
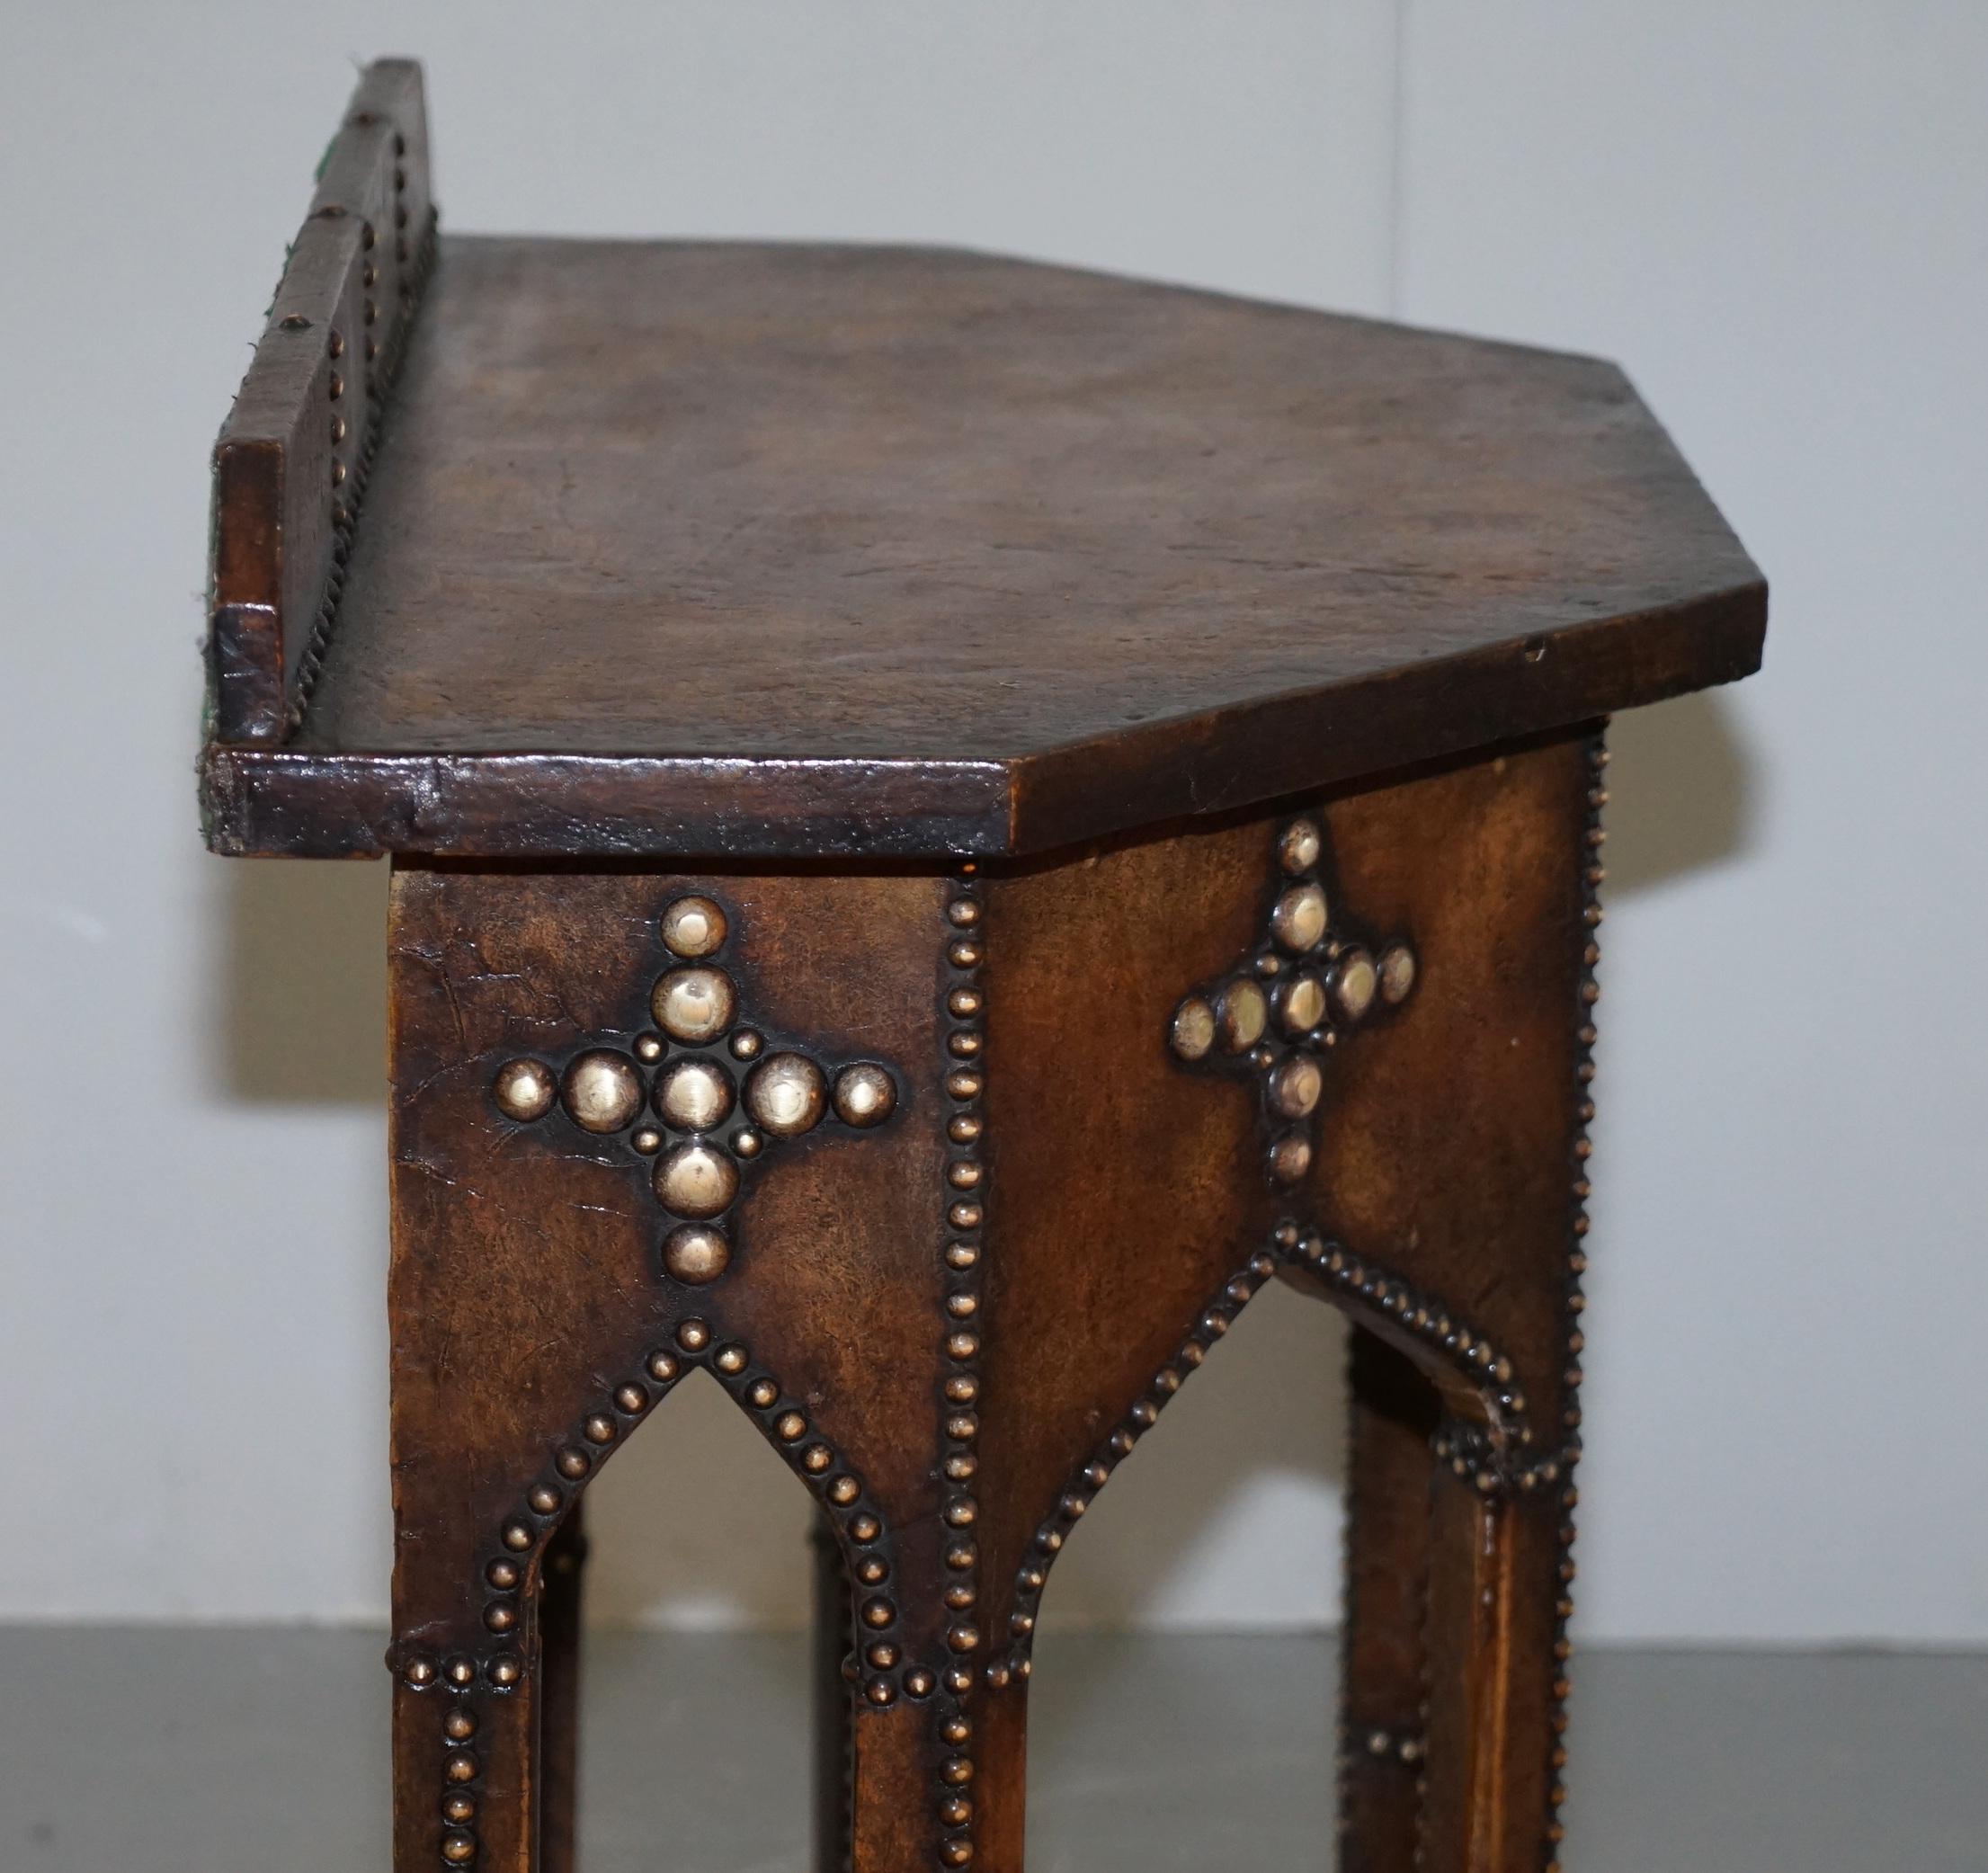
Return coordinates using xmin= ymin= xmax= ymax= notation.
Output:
xmin=405 ymin=1656 xmax=438 ymax=1688
xmin=441 ymin=1830 xmax=477 ymax=1863
xmin=655 ymin=1058 xmax=735 ymax=1132
xmin=1270 ymin=1135 xmax=1313 ymax=1183
xmin=444 ymin=1749 xmax=478 ymax=1783
xmin=948 ymin=1030 xmax=983 ymax=1059
xmin=941 ymin=1754 xmax=975 ymax=1785
xmin=941 ymin=1795 xmax=972 ymax=1826
xmin=856 ymin=1556 xmax=888 ymax=1584
xmin=677 ymin=1318 xmax=711 ymax=1351
xmin=1279 ymin=818 xmax=1322 ymax=874
xmin=849 ymin=1512 xmax=881 ymax=1542
xmin=828 ymin=1476 xmax=860 ymax=1506
xmin=502 ymin=1521 xmax=532 ymax=1551
xmin=947 ymin=899 xmax=980 ymax=928
xmin=861 ymin=1597 xmax=896 ymax=1629
xmin=633 ymin=1032 xmax=664 ymax=1064
xmin=654 ymin=1143 xmax=739 ymax=1219
xmin=905 ymin=1667 xmax=936 ymax=1697
xmin=733 ymin=1128 xmax=764 ymax=1158
xmin=486 ymin=1558 xmax=520 ymax=1590
xmin=946 ymin=1291 xmax=979 ymax=1318
xmin=1270 ymin=881 xmax=1328 ymax=952
xmin=945 ymin=1375 xmax=978 ymax=1404
xmin=940 ymin=1839 xmax=973 ymax=1868
xmin=945 ymin=1542 xmax=976 ymax=1570
xmin=662 ymin=1223 xmax=731 ymax=1285
xmin=948 ymin=940 xmax=982 ymax=968
xmin=947 ymin=1331 xmax=979 ymax=1360
xmin=488 ymin=1656 xmax=522 ymax=1688
xmin=947 ymin=1070 xmax=984 ymax=1100
xmin=1268 ymin=1055 xmax=1323 ymax=1119
xmin=946 ymin=1240 xmax=979 ymax=1270
xmin=748 ymin=1378 xmax=780 ymax=1408
xmin=444 ymin=1708 xmax=477 ymax=1741
xmin=1328 ymin=946 xmax=1378 ymax=1021
xmin=867 ymin=1641 xmax=899 ymax=1669
xmin=833 ymin=1062 xmax=897 ymax=1128
xmin=556 ymin=1449 xmax=590 ymax=1479
xmin=483 ymin=1604 xmax=515 ymax=1633
xmin=558 ymin=1050 xmax=644 ymax=1133
xmin=948 ymin=1114 xmax=983 ymax=1145
xmin=942 ymin=1717 xmax=972 ymax=1745
xmin=527 ymin=1485 xmax=560 ymax=1515
xmin=715 ymin=1343 xmax=748 ymax=1375
xmin=948 ymin=1623 xmax=981 ymax=1653
xmin=774 ymin=1411 xmax=807 ymax=1442
xmin=631 ymin=1126 xmax=663 ymax=1155
xmin=492 ymin=1059 xmax=556 ymax=1122
xmin=1170 ymin=996 xmax=1216 ymax=1061
xmin=647 ymin=1351 xmax=680 ymax=1384
xmin=445 ymin=1659 xmax=476 ymax=1688
xmin=1277 ymin=971 xmax=1327 ymax=1034
xmin=948 ymin=1160 xmax=984 ymax=1191
xmin=948 ymin=987 xmax=983 ymax=1018
xmin=803 ymin=1443 xmax=833 ymax=1473
xmin=1214 ymin=978 xmax=1269 ymax=1053
xmin=866 ymin=1678 xmax=897 ymax=1707
xmin=660 ymin=895 xmax=727 ymax=959
xmin=442 ymin=1791 xmax=476 ymax=1822
xmin=651 ymin=967 xmax=736 ymax=1045
xmin=583 ymin=1414 xmax=616 ymax=1445
xmin=744 ymin=1054 xmax=827 ymax=1136
xmin=949 ymin=1201 xmax=984 ymax=1229
xmin=944 ymin=1497 xmax=977 ymax=1528
xmin=945 ymin=1583 xmax=976 ymax=1610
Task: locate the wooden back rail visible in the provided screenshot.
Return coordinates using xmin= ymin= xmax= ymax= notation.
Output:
xmin=208 ymin=59 xmax=435 ymax=742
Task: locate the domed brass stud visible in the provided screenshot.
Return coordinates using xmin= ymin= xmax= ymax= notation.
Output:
xmin=1268 ymin=1055 xmax=1323 ymax=1119
xmin=442 ymin=1790 xmax=476 ymax=1822
xmin=714 ymin=1343 xmax=748 ymax=1376
xmin=1214 ymin=979 xmax=1268 ymax=1053
xmin=827 ymin=1476 xmax=860 ymax=1506
xmin=1329 ymin=946 xmax=1378 ymax=1022
xmin=677 ymin=1318 xmax=711 ymax=1351
xmin=584 ymin=1414 xmax=616 ymax=1445
xmin=404 ymin=1656 xmax=438 ymax=1687
xmin=444 ymin=1749 xmax=478 ymax=1783
xmin=660 ymin=895 xmax=727 ymax=959
xmin=905 ymin=1667 xmax=936 ymax=1697
xmin=647 ymin=1351 xmax=680 ymax=1383
xmin=1270 ymin=1135 xmax=1313 ymax=1183
xmin=747 ymin=1378 xmax=779 ymax=1408
xmin=559 ymin=1050 xmax=644 ymax=1134
xmin=833 ymin=1063 xmax=896 ymax=1128
xmin=488 ymin=1655 xmax=522 ymax=1687
xmin=866 ymin=1678 xmax=897 ymax=1707
xmin=654 ymin=1143 xmax=738 ymax=1218
xmin=940 ymin=1835 xmax=973 ymax=1866
xmin=663 ymin=1224 xmax=730 ymax=1283
xmin=733 ymin=1128 xmax=764 ymax=1158
xmin=744 ymin=1054 xmax=826 ymax=1136
xmin=1170 ymin=996 xmax=1216 ymax=1061
xmin=631 ymin=1127 xmax=664 ymax=1155
xmin=444 ymin=1708 xmax=478 ymax=1741
xmin=861 ymin=1596 xmax=896 ymax=1628
xmin=633 ymin=1032 xmax=664 ymax=1065
xmin=655 ymin=1058 xmax=734 ymax=1133
xmin=1277 ymin=971 xmax=1326 ymax=1034
xmin=651 ymin=967 xmax=736 ymax=1045
xmin=774 ymin=1411 xmax=807 ymax=1442
xmin=1270 ymin=881 xmax=1328 ymax=952
xmin=445 ymin=1658 xmax=477 ymax=1688
xmin=1279 ymin=817 xmax=1322 ymax=874
xmin=486 ymin=1558 xmax=520 ymax=1590
xmin=857 ymin=1556 xmax=889 ymax=1584
xmin=729 ymin=1029 xmax=763 ymax=1060
xmin=615 ymin=1383 xmax=647 ymax=1413
xmin=492 ymin=1059 xmax=556 ymax=1122
xmin=441 ymin=1830 xmax=477 ymax=1864
xmin=527 ymin=1485 xmax=560 ymax=1514
xmin=1378 ymin=942 xmax=1417 ymax=1005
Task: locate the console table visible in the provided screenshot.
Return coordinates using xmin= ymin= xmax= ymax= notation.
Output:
xmin=200 ymin=62 xmax=1765 ymax=1873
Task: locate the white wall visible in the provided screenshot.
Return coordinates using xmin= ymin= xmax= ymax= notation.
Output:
xmin=2 ymin=1 xmax=1981 ymax=1645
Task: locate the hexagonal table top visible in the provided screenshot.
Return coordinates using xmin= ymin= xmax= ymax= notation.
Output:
xmin=204 ymin=238 xmax=1762 ymax=858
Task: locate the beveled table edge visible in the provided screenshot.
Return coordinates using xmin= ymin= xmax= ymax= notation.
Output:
xmin=199 ymin=579 xmax=1764 ymax=862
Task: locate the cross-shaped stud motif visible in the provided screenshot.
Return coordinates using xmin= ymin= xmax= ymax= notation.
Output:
xmin=1168 ymin=814 xmax=1416 ymax=1186
xmin=489 ymin=894 xmax=898 ymax=1285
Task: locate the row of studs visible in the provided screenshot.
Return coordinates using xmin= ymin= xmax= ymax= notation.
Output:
xmin=476 ymin=1317 xmax=906 ymax=1699
xmin=933 ymin=872 xmax=987 ymax=1869
xmin=998 ymin=1222 xmax=1566 ymax=1670
xmin=283 ymin=199 xmax=438 ymax=731
xmin=1538 ymin=730 xmax=1609 ymax=1871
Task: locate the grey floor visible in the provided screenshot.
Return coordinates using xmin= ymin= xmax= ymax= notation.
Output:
xmin=2 ymin=1628 xmax=1982 ymax=1871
